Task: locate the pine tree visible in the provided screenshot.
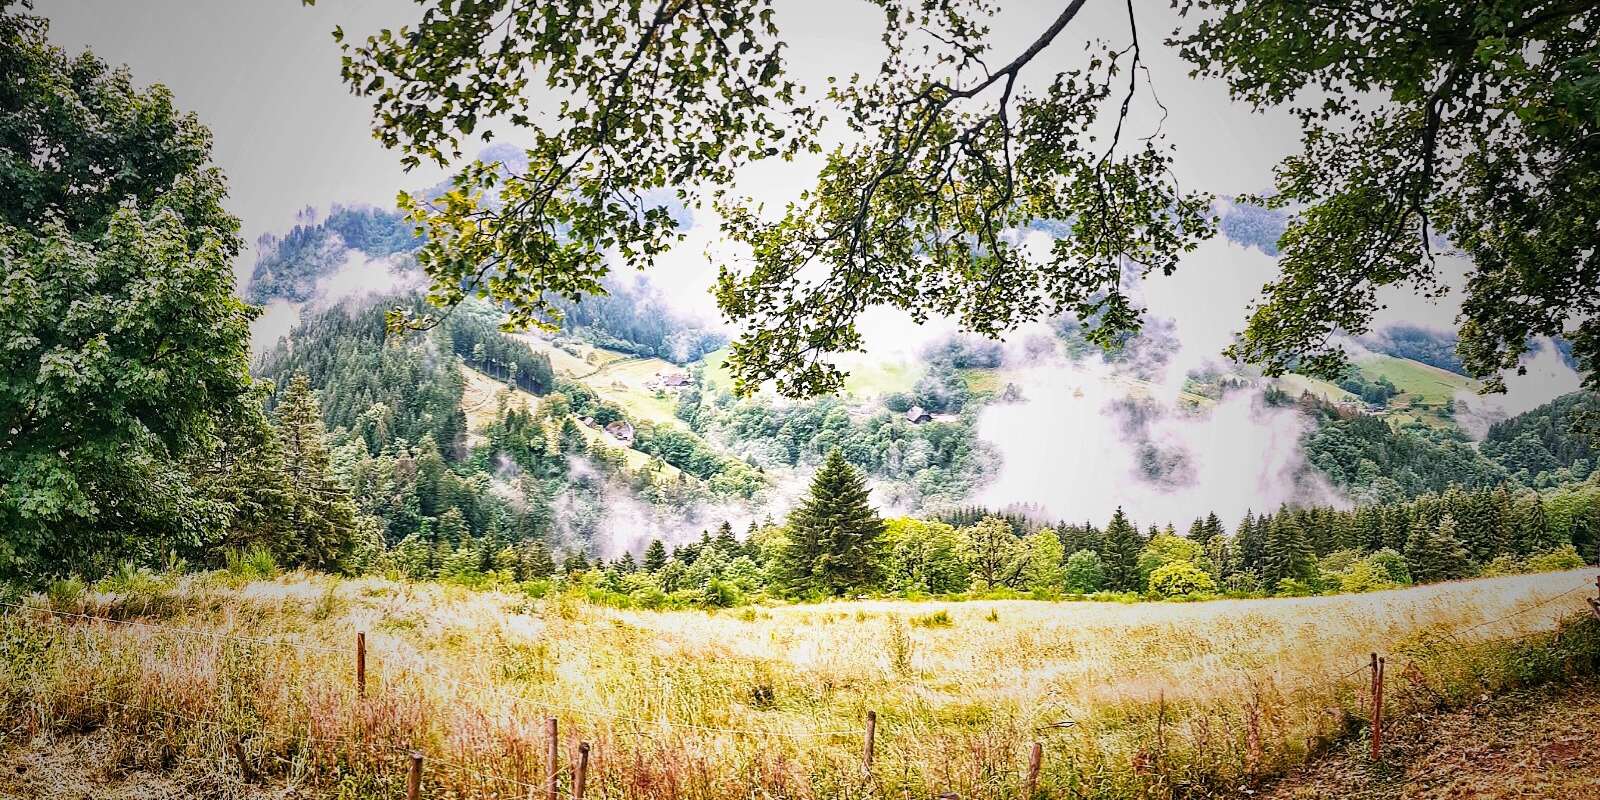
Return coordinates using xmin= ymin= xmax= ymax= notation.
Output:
xmin=1203 ymin=512 xmax=1225 ymax=541
xmin=778 ymin=450 xmax=886 ymax=596
xmin=616 ymin=551 xmax=639 ymax=573
xmin=1406 ymin=513 xmax=1472 ymax=583
xmin=563 ymin=550 xmax=591 ymax=574
xmin=1186 ymin=518 xmax=1208 ymax=543
xmin=643 ymin=539 xmax=669 ymax=572
xmin=275 ymin=374 xmax=358 ymax=570
xmin=1098 ymin=508 xmax=1144 ymax=592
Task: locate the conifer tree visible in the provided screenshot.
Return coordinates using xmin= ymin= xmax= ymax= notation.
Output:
xmin=643 ymin=539 xmax=669 ymax=572
xmin=517 ymin=539 xmax=556 ymax=579
xmin=1406 ymin=513 xmax=1473 ymax=583
xmin=1234 ymin=511 xmax=1265 ymax=577
xmin=1260 ymin=508 xmax=1315 ymax=590
xmin=275 ymin=375 xmax=359 ymax=570
xmin=714 ymin=520 xmax=739 ymax=554
xmin=563 ymin=551 xmax=591 ymax=574
xmin=1203 ymin=512 xmax=1225 ymax=542
xmin=777 ymin=450 xmax=886 ymax=596
xmin=1513 ymin=493 xmax=1558 ymax=555
xmin=1098 ymin=508 xmax=1144 ymax=592
xmin=616 ymin=551 xmax=639 ymax=573
xmin=1186 ymin=518 xmax=1208 ymax=543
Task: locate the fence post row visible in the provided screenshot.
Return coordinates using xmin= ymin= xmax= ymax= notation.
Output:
xmin=1369 ymin=654 xmax=1385 ymax=762
xmin=356 ymin=631 xmax=367 ymax=699
xmin=1026 ymin=741 xmax=1043 ymax=799
xmin=862 ymin=710 xmax=877 ymax=777
xmin=406 ymin=751 xmax=422 ymax=800
xmin=575 ymin=741 xmax=591 ymax=800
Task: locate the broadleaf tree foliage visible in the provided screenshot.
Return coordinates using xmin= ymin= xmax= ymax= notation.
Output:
xmin=334 ymin=0 xmax=1208 ymax=396
xmin=0 ymin=3 xmax=260 ymax=579
xmin=1178 ymin=0 xmax=1600 ymax=389
xmin=336 ymin=0 xmax=1600 ymax=397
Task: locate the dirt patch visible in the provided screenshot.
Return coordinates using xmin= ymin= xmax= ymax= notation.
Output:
xmin=1263 ymin=679 xmax=1600 ymax=799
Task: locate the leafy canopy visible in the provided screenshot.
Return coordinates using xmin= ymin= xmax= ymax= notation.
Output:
xmin=334 ymin=0 xmax=1598 ymax=396
xmin=0 ymin=3 xmax=258 ymax=579
xmin=1179 ymin=0 xmax=1600 ymax=389
xmin=334 ymin=0 xmax=1207 ymax=396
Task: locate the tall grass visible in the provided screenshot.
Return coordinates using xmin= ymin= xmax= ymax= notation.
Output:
xmin=0 ymin=569 xmax=1595 ymax=799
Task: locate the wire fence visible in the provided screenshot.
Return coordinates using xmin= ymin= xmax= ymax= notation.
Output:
xmin=2 ymin=576 xmax=1596 ymax=798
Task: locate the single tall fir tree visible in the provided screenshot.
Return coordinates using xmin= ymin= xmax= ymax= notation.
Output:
xmin=779 ymin=450 xmax=886 ymax=596
xmin=1406 ymin=513 xmax=1473 ymax=583
xmin=275 ymin=374 xmax=359 ymax=570
xmin=1098 ymin=508 xmax=1144 ymax=592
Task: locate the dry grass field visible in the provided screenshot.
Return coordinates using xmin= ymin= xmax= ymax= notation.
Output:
xmin=1 ymin=569 xmax=1597 ymax=799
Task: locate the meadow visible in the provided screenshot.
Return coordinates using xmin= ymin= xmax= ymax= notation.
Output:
xmin=2 ymin=568 xmax=1598 ymax=799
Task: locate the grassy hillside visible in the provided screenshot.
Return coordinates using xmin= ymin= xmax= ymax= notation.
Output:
xmin=1355 ymin=354 xmax=1481 ymax=428
xmin=459 ymin=364 xmax=680 ymax=476
xmin=506 ymin=333 xmax=686 ymax=427
xmin=699 ymin=346 xmax=926 ymax=399
xmin=2 ymin=568 xmax=1595 ymax=799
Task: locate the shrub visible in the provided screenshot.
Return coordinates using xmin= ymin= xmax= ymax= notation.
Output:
xmin=1148 ymin=560 xmax=1215 ymax=598
xmin=1274 ymin=578 xmax=1315 ymax=597
xmin=1526 ymin=545 xmax=1585 ymax=573
xmin=911 ymin=609 xmax=954 ymax=628
xmin=1062 ymin=549 xmax=1106 ymax=593
xmin=224 ymin=546 xmax=280 ymax=581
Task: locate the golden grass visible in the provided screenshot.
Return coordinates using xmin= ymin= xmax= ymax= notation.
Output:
xmin=3 ymin=569 xmax=1597 ymax=799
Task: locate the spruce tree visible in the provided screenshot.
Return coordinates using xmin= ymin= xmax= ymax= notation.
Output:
xmin=1406 ymin=513 xmax=1472 ymax=583
xmin=1186 ymin=518 xmax=1208 ymax=544
xmin=1513 ymin=493 xmax=1558 ymax=555
xmin=1098 ymin=508 xmax=1144 ymax=592
xmin=1234 ymin=511 xmax=1265 ymax=577
xmin=714 ymin=520 xmax=739 ymax=554
xmin=778 ymin=450 xmax=886 ymax=596
xmin=1202 ymin=512 xmax=1225 ymax=541
xmin=275 ymin=375 xmax=359 ymax=570
xmin=1260 ymin=507 xmax=1314 ymax=590
xmin=643 ymin=539 xmax=669 ymax=572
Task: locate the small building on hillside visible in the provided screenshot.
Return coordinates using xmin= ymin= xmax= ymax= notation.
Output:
xmin=604 ymin=419 xmax=636 ymax=444
xmin=905 ymin=406 xmax=933 ymax=424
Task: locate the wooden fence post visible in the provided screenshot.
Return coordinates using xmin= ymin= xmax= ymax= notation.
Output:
xmin=356 ymin=631 xmax=366 ymax=698
xmin=1370 ymin=656 xmax=1385 ymax=762
xmin=546 ymin=717 xmax=560 ymax=800
xmin=574 ymin=742 xmax=591 ymax=800
xmin=406 ymin=751 xmax=422 ymax=800
xmin=862 ymin=710 xmax=877 ymax=777
xmin=1026 ymin=741 xmax=1042 ymax=799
